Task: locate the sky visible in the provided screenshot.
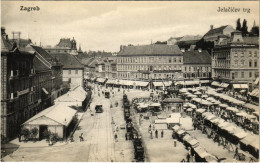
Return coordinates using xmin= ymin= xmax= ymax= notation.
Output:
xmin=1 ymin=1 xmax=259 ymax=52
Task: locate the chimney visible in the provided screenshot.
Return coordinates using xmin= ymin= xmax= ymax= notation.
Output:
xmin=210 ymin=25 xmax=214 ymax=30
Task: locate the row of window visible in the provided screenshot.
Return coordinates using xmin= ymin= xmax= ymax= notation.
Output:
xmin=184 ymin=66 xmax=211 ymax=72
xmin=117 ymin=65 xmax=182 ymax=71
xmin=117 ymin=56 xmax=182 ymax=64
xmin=215 ymin=70 xmax=258 ymax=79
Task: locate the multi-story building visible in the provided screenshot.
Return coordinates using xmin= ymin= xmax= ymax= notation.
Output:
xmin=1 ymin=27 xmax=35 ymax=141
xmin=50 ymin=53 xmax=84 ymax=88
xmin=94 ymin=60 xmax=106 ymax=78
xmin=212 ymin=30 xmax=259 ymax=90
xmin=182 ymin=49 xmax=212 ymax=79
xmin=104 ymin=58 xmax=117 ymax=79
xmin=116 ymin=44 xmax=183 ymax=80
xmin=203 ymin=25 xmax=235 ymax=44
xmin=33 ymin=56 xmax=53 ymax=113
xmin=44 ymin=38 xmax=78 ymax=56
xmin=26 ymin=45 xmax=64 ymax=103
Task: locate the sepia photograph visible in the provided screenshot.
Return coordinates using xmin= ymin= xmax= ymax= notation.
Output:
xmin=1 ymin=1 xmax=259 ymax=162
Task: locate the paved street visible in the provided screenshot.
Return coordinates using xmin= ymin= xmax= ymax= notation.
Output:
xmin=2 ymin=85 xmax=134 ymax=162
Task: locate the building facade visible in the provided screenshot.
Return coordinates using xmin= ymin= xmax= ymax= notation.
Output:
xmin=44 ymin=38 xmax=78 ymax=56
xmin=182 ymin=50 xmax=212 ymax=79
xmin=26 ymin=45 xmax=64 ymax=103
xmin=203 ymin=25 xmax=235 ymax=43
xmin=212 ymin=31 xmax=259 ymax=90
xmin=50 ymin=53 xmax=84 ymax=88
xmin=104 ymin=58 xmax=117 ymax=79
xmin=116 ymin=44 xmax=183 ymax=80
xmin=1 ymin=27 xmax=35 ymax=141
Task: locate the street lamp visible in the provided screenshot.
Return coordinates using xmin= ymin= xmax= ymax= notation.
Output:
xmin=127 ymin=72 xmax=130 ymax=91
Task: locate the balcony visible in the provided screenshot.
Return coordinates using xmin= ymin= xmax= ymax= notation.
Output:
xmin=9 ymin=70 xmax=19 ymax=80
xmin=9 ymin=92 xmax=18 ymax=102
xmin=18 ymin=88 xmax=30 ymax=96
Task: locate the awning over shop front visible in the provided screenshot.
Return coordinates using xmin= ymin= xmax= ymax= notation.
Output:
xmin=163 ymin=81 xmax=172 ymax=87
xmin=96 ymin=77 xmax=106 ymax=83
xmin=153 ymin=82 xmax=164 ymax=87
xmin=135 ymin=81 xmax=149 ymax=87
xmin=233 ymin=84 xmax=249 ymax=89
xmin=106 ymin=79 xmax=116 ymax=85
xmin=163 ymin=98 xmax=184 ymax=103
xmin=200 ymin=80 xmax=210 ymax=84
xmin=249 ymin=89 xmax=259 ymax=97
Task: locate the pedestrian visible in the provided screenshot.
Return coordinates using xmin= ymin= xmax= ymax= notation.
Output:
xmin=161 ymin=130 xmax=164 ymax=138
xmin=155 ymin=130 xmax=158 ymax=138
xmin=150 ymin=131 xmax=153 ymax=139
xmin=114 ymin=133 xmax=118 ymax=142
xmin=186 ymin=153 xmax=190 ymax=162
xmin=234 ymin=146 xmax=238 ymax=158
xmin=18 ymin=133 xmax=21 ymax=142
xmin=125 ymin=133 xmax=128 ymax=141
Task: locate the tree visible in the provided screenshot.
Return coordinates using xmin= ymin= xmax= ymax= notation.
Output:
xmin=236 ymin=18 xmax=241 ymax=31
xmin=250 ymin=26 xmax=259 ymax=36
xmin=241 ymin=19 xmax=248 ymax=36
xmin=30 ymin=127 xmax=39 ymax=141
xmin=21 ymin=127 xmax=30 ymax=141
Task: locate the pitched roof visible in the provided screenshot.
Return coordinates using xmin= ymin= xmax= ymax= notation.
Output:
xmin=50 ymin=53 xmax=84 ymax=69
xmin=183 ymin=50 xmax=211 ymax=64
xmin=204 ymin=25 xmax=228 ymax=37
xmin=23 ymin=104 xmax=77 ymax=126
xmin=31 ymin=45 xmax=62 ymax=67
xmin=1 ymin=34 xmax=12 ymax=52
xmin=80 ymin=57 xmax=95 ymax=65
xmin=118 ymin=44 xmax=182 ymax=56
xmin=34 ymin=56 xmax=51 ymax=72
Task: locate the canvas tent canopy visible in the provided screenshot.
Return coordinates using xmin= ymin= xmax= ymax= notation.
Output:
xmin=153 ymin=82 xmax=164 ymax=87
xmin=233 ymin=84 xmax=249 ymax=89
xmin=243 ymin=103 xmax=259 ymax=112
xmin=55 ymin=86 xmax=87 ymax=106
xmin=249 ymin=89 xmax=259 ymax=97
xmin=172 ymin=125 xmax=181 ymax=132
